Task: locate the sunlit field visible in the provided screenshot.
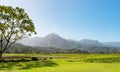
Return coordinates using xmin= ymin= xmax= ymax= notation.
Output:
xmin=0 ymin=54 xmax=120 ymax=72
xmin=0 ymin=0 xmax=120 ymax=72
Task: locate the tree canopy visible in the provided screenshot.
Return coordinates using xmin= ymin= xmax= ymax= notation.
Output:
xmin=0 ymin=5 xmax=36 ymax=58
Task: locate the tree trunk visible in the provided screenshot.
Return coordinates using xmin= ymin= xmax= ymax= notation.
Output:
xmin=0 ymin=51 xmax=3 ymax=59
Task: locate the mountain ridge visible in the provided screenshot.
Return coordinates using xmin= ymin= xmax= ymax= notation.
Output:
xmin=18 ymin=33 xmax=120 ymax=53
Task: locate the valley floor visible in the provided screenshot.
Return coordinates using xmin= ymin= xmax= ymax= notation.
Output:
xmin=0 ymin=54 xmax=120 ymax=72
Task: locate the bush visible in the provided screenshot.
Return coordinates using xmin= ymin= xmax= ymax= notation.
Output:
xmin=49 ymin=57 xmax=52 ymax=59
xmin=0 ymin=59 xmax=4 ymax=62
xmin=31 ymin=57 xmax=39 ymax=61
xmin=43 ymin=58 xmax=47 ymax=60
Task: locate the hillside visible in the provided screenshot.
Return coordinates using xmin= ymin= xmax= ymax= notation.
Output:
xmin=5 ymin=43 xmax=88 ymax=54
xmin=18 ymin=33 xmax=120 ymax=53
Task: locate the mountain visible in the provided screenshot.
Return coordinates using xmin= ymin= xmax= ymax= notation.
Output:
xmin=79 ymin=39 xmax=105 ymax=47
xmin=5 ymin=43 xmax=88 ymax=54
xmin=40 ymin=33 xmax=82 ymax=48
xmin=103 ymin=42 xmax=120 ymax=48
xmin=18 ymin=33 xmax=120 ymax=53
xmin=77 ymin=39 xmax=120 ymax=53
xmin=19 ymin=33 xmax=82 ymax=49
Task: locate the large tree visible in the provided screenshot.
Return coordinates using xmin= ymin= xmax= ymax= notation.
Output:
xmin=0 ymin=5 xmax=36 ymax=59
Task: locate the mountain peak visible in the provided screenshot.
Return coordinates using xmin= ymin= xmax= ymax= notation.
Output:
xmin=48 ymin=33 xmax=58 ymax=36
xmin=45 ymin=33 xmax=61 ymax=39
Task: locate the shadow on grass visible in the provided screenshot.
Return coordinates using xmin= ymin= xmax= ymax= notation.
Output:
xmin=21 ymin=60 xmax=58 ymax=70
xmin=83 ymin=57 xmax=120 ymax=63
xmin=0 ymin=59 xmax=58 ymax=70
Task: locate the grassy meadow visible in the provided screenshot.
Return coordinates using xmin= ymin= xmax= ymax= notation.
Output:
xmin=0 ymin=54 xmax=120 ymax=72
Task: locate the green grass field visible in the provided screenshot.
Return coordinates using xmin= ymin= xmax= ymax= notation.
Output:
xmin=0 ymin=54 xmax=120 ymax=72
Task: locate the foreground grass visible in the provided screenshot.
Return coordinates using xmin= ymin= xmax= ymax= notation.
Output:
xmin=0 ymin=54 xmax=120 ymax=72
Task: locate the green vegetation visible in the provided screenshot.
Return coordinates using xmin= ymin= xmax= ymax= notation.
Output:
xmin=84 ymin=57 xmax=120 ymax=63
xmin=0 ymin=54 xmax=120 ymax=72
xmin=5 ymin=43 xmax=89 ymax=54
xmin=0 ymin=60 xmax=57 ymax=70
xmin=0 ymin=5 xmax=36 ymax=59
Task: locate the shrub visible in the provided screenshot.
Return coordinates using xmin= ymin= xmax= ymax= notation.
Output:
xmin=31 ymin=57 xmax=39 ymax=61
xmin=49 ymin=57 xmax=52 ymax=59
xmin=43 ymin=58 xmax=47 ymax=60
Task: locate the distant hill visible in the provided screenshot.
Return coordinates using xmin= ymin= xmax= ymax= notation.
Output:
xmin=103 ymin=42 xmax=120 ymax=48
xmin=79 ymin=39 xmax=105 ymax=47
xmin=18 ymin=33 xmax=120 ymax=53
xmin=5 ymin=43 xmax=88 ymax=54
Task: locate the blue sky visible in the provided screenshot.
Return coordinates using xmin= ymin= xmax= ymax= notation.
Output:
xmin=0 ymin=0 xmax=120 ymax=42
